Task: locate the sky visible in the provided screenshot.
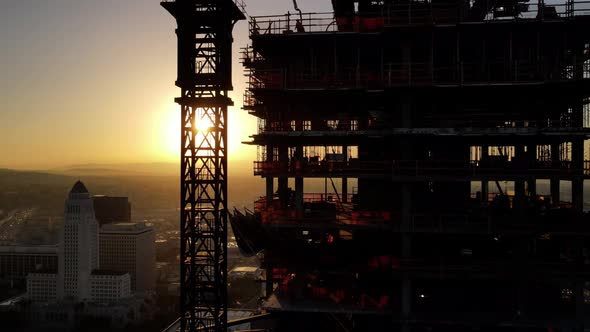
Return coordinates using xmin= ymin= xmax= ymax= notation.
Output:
xmin=0 ymin=0 xmax=331 ymax=170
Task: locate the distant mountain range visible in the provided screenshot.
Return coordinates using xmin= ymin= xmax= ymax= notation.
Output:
xmin=2 ymin=161 xmax=254 ymax=178
xmin=0 ymin=168 xmax=75 ymax=186
xmin=47 ymin=162 xmax=178 ymax=177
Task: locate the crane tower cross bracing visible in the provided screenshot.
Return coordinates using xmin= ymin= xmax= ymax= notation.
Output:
xmin=161 ymin=1 xmax=245 ymax=331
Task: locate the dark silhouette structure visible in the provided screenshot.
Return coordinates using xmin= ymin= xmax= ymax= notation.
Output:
xmin=92 ymin=196 xmax=131 ymax=226
xmin=237 ymin=0 xmax=590 ymax=330
xmin=161 ymin=0 xmax=245 ymax=331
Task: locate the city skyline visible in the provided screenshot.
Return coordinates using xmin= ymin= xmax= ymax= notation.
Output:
xmin=0 ymin=0 xmax=331 ymax=170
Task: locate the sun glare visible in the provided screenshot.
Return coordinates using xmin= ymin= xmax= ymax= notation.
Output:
xmin=195 ymin=117 xmax=213 ymax=133
xmin=155 ymin=102 xmax=256 ymax=162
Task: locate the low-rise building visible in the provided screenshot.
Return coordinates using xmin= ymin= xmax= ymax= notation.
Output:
xmin=0 ymin=245 xmax=58 ymax=281
xmin=89 ymin=271 xmax=131 ymax=303
xmin=26 ymin=272 xmax=57 ymax=302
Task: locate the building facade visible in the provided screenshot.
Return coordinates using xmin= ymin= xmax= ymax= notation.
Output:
xmin=99 ymin=222 xmax=155 ymax=293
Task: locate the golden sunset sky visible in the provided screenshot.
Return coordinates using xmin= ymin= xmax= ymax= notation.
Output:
xmin=0 ymin=0 xmax=330 ymax=170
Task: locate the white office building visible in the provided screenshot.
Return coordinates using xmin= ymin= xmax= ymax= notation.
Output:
xmin=27 ymin=181 xmax=131 ymax=303
xmin=57 ymin=181 xmax=99 ymax=300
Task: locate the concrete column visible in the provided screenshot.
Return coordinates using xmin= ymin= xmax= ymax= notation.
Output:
xmin=572 ymin=139 xmax=584 ymax=214
xmin=550 ymin=179 xmax=561 ymax=207
xmin=401 ymin=278 xmax=412 ymax=332
xmin=516 ymin=281 xmax=528 ymax=320
xmin=265 ymin=144 xmax=275 ymax=207
xmin=278 ymin=178 xmax=288 ymax=207
xmin=342 ymin=145 xmax=348 ymax=203
xmin=515 ymin=145 xmax=526 ymax=212
xmin=341 ymin=179 xmax=348 ymax=204
xmin=481 ymin=145 xmax=489 ymax=202
xmin=512 ymin=179 xmax=526 ymax=214
xmin=278 ymin=146 xmax=289 ymax=207
xmin=399 ymin=64 xmax=413 ymax=332
xmin=401 ymin=183 xmax=413 ymax=236
xmin=527 ymin=179 xmax=537 ymax=198
xmin=401 ymin=183 xmax=412 ymax=332
xmin=551 ymin=143 xmax=560 ymax=207
xmin=527 ymin=144 xmax=537 ymax=198
xmin=575 ymin=281 xmax=585 ymax=332
xmin=266 ymin=178 xmax=274 ymax=206
xmin=295 ymin=177 xmax=304 ymax=214
xmin=294 ymin=146 xmax=304 ymax=214
xmin=265 ymin=267 xmax=274 ymax=298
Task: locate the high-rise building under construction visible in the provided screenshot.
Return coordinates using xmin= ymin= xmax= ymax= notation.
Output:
xmin=234 ymin=0 xmax=590 ymax=330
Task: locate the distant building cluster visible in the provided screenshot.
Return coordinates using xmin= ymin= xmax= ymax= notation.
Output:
xmin=23 ymin=181 xmax=155 ymax=304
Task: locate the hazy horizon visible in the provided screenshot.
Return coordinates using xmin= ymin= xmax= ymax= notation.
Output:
xmin=0 ymin=159 xmax=254 ymax=174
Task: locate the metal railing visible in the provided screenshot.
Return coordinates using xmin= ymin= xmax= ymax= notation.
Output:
xmin=248 ymin=1 xmax=590 ymax=36
xmin=250 ymin=12 xmax=337 ymax=35
xmin=253 ymin=159 xmax=590 ymax=177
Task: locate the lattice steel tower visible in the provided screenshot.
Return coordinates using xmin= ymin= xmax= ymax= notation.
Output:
xmin=161 ymin=1 xmax=245 ymax=331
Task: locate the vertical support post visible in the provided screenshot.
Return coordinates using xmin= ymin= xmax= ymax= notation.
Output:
xmin=295 ymin=146 xmax=304 ymax=215
xmin=295 ymin=177 xmax=304 ymax=215
xmin=278 ymin=146 xmax=288 ymax=207
xmin=527 ymin=144 xmax=537 ymax=198
xmin=265 ymin=266 xmax=274 ymax=298
xmin=551 ymin=143 xmax=561 ymax=207
xmin=342 ymin=145 xmax=349 ymax=203
xmin=572 ymin=139 xmax=584 ymax=214
xmin=515 ymin=145 xmax=526 ymax=212
xmin=401 ymin=182 xmax=412 ymax=332
xmin=481 ymin=145 xmax=489 ymax=202
xmin=266 ymin=145 xmax=274 ymax=207
xmin=575 ymin=280 xmax=585 ymax=332
xmin=266 ymin=178 xmax=274 ymax=206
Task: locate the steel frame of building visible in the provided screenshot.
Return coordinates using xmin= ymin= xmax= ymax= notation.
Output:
xmin=237 ymin=1 xmax=590 ymax=331
xmin=161 ymin=1 xmax=244 ymax=331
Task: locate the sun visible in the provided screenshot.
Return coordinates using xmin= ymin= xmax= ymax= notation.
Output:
xmin=195 ymin=117 xmax=213 ymax=133
xmin=156 ymin=103 xmax=255 ymax=162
